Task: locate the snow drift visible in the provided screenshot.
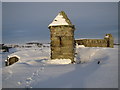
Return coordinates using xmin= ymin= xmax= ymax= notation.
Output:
xmin=1 ymin=45 xmax=118 ymax=88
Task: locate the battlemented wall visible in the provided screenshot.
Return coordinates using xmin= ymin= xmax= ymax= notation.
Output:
xmin=75 ymin=34 xmax=114 ymax=48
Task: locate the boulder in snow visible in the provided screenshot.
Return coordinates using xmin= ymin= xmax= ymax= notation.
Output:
xmin=5 ymin=55 xmax=20 ymax=66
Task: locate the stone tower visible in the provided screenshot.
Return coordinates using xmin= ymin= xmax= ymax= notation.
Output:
xmin=48 ymin=11 xmax=75 ymax=63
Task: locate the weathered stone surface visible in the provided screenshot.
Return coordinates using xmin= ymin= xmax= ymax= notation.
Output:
xmin=50 ymin=26 xmax=74 ymax=37
xmin=104 ymin=34 xmax=114 ymax=48
xmin=75 ymin=34 xmax=114 ymax=48
xmin=50 ymin=26 xmax=75 ymax=62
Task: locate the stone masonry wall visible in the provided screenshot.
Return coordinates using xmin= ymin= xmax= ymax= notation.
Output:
xmin=75 ymin=34 xmax=114 ymax=48
xmin=76 ymin=39 xmax=107 ymax=47
xmin=50 ymin=25 xmax=75 ymax=62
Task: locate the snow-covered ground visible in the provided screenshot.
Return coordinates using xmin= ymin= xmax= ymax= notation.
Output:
xmin=1 ymin=44 xmax=118 ymax=88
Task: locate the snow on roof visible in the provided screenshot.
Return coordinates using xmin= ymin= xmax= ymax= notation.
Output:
xmin=105 ymin=35 xmax=109 ymax=38
xmin=75 ymin=38 xmax=103 ymax=40
xmin=48 ymin=11 xmax=72 ymax=27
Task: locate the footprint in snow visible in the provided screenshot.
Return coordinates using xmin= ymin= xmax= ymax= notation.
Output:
xmin=24 ymin=63 xmax=46 ymax=88
xmin=25 ymin=77 xmax=32 ymax=88
xmin=41 ymin=67 xmax=44 ymax=70
xmin=17 ymin=81 xmax=22 ymax=85
xmin=25 ymin=85 xmax=32 ymax=88
xmin=26 ymin=77 xmax=32 ymax=83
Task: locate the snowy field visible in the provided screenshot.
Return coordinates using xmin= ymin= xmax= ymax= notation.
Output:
xmin=1 ymin=44 xmax=118 ymax=88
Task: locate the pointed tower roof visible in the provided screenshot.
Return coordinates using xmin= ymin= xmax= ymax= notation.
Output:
xmin=48 ymin=11 xmax=73 ymax=27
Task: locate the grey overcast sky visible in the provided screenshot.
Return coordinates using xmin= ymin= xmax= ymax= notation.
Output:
xmin=1 ymin=0 xmax=120 ymax=2
xmin=2 ymin=2 xmax=118 ymax=44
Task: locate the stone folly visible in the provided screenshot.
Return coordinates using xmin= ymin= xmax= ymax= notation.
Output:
xmin=48 ymin=11 xmax=75 ymax=63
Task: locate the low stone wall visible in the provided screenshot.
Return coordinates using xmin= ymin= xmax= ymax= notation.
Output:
xmin=76 ymin=39 xmax=107 ymax=47
xmin=75 ymin=34 xmax=114 ymax=48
